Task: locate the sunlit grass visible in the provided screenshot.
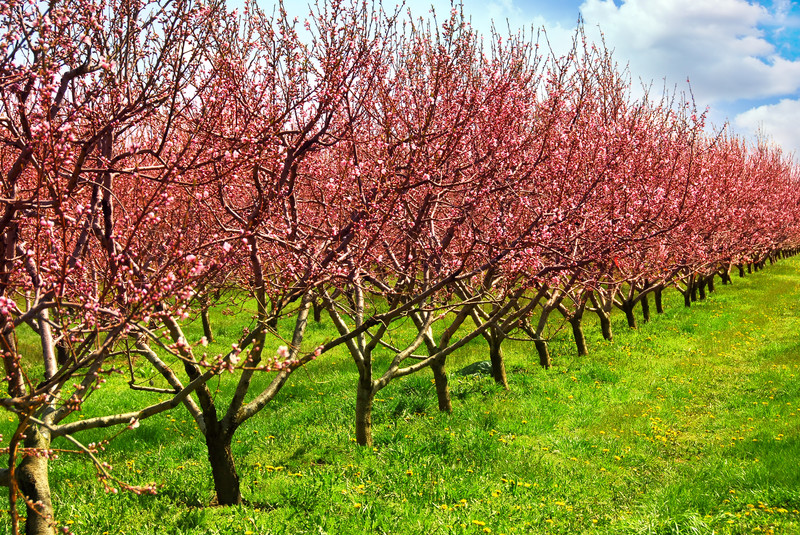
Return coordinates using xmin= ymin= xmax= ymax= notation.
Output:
xmin=3 ymin=259 xmax=800 ymax=533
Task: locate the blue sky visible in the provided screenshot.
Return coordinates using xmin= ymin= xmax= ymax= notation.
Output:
xmin=272 ymin=0 xmax=800 ymax=157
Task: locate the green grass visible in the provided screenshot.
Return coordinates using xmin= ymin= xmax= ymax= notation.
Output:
xmin=4 ymin=260 xmax=800 ymax=534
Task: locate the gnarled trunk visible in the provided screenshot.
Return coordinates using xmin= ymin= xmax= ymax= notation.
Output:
xmin=206 ymin=429 xmax=241 ymax=506
xmin=641 ymin=293 xmax=650 ymax=323
xmin=200 ymin=305 xmax=214 ymax=343
xmin=55 ymin=340 xmax=69 ymax=367
xmin=534 ymin=339 xmax=551 ymax=369
xmin=17 ymin=426 xmax=55 ymax=535
xmin=622 ymin=301 xmax=637 ymax=329
xmin=431 ymin=358 xmax=452 ymax=413
xmin=488 ymin=328 xmax=508 ymax=389
xmin=569 ymin=316 xmax=588 ymax=356
xmin=654 ymin=287 xmax=664 ymax=314
xmin=598 ymin=313 xmax=613 ymax=341
xmin=355 ymin=378 xmax=375 ymax=447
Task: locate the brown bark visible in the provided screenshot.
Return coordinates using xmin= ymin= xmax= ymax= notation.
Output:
xmin=654 ymin=287 xmax=664 ymax=314
xmin=55 ymin=340 xmax=69 ymax=367
xmin=1 ymin=318 xmax=25 ymax=398
xmin=599 ymin=313 xmax=613 ymax=341
xmin=206 ymin=430 xmax=241 ymax=506
xmin=430 ymin=358 xmax=452 ymax=412
xmin=622 ymin=301 xmax=637 ymax=329
xmin=641 ymin=293 xmax=650 ymax=323
xmin=355 ymin=378 xmax=375 ymax=447
xmin=569 ymin=316 xmax=588 ymax=356
xmin=200 ymin=306 xmax=214 ymax=343
xmin=16 ymin=426 xmax=55 ymax=535
xmin=488 ymin=329 xmax=508 ymax=389
xmin=535 ymin=339 xmax=551 ymax=369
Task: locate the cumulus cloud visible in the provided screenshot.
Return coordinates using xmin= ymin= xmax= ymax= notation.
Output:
xmin=734 ymin=99 xmax=800 ymax=157
xmin=259 ymin=0 xmax=800 ymax=154
xmin=578 ymin=0 xmax=800 ymax=105
xmin=401 ymin=0 xmax=574 ymax=48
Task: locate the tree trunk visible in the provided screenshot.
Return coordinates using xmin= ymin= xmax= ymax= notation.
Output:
xmin=654 ymin=288 xmax=664 ymax=314
xmin=17 ymin=426 xmax=55 ymax=535
xmin=534 ymin=339 xmax=551 ymax=369
xmin=488 ymin=331 xmax=508 ymax=389
xmin=200 ymin=305 xmax=214 ymax=343
xmin=430 ymin=358 xmax=452 ymax=413
xmin=690 ymin=283 xmax=698 ymax=302
xmin=747 ymin=263 xmax=752 ymax=274
xmin=622 ymin=301 xmax=637 ymax=329
xmin=683 ymin=290 xmax=691 ymax=308
xmin=569 ymin=316 xmax=588 ymax=356
xmin=698 ymin=280 xmax=707 ymax=300
xmin=355 ymin=378 xmax=375 ymax=447
xmin=641 ymin=293 xmax=650 ymax=323
xmin=55 ymin=339 xmax=69 ymax=367
xmin=206 ymin=430 xmax=241 ymax=506
xmin=707 ymin=275 xmax=715 ymax=293
xmin=738 ymin=264 xmax=745 ymax=277
xmin=312 ymin=300 xmax=323 ymax=323
xmin=598 ymin=313 xmax=613 ymax=341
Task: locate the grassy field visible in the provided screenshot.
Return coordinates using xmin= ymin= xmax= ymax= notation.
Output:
xmin=4 ymin=259 xmax=800 ymax=534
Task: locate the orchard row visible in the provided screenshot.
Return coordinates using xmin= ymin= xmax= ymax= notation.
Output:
xmin=1 ymin=0 xmax=799 ymax=533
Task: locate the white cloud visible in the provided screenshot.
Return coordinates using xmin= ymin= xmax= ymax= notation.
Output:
xmin=734 ymin=99 xmax=800 ymax=158
xmin=401 ymin=0 xmax=573 ymax=47
xmin=773 ymin=0 xmax=792 ymax=21
xmin=484 ymin=0 xmax=523 ymax=23
xmin=578 ymin=0 xmax=800 ymax=105
xmin=252 ymin=0 xmax=800 ymax=154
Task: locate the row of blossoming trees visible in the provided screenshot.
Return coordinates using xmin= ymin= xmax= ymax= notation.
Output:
xmin=2 ymin=0 xmax=800 ymax=532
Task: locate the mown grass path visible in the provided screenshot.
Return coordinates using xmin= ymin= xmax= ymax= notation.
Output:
xmin=4 ymin=259 xmax=800 ymax=534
